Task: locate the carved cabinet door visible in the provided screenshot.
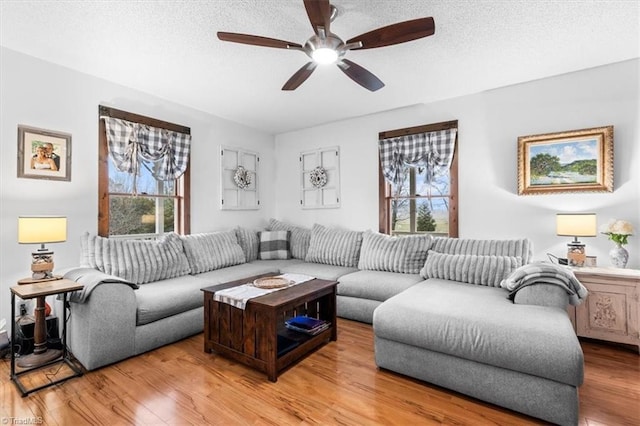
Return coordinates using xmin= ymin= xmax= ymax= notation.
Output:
xmin=574 ymin=273 xmax=639 ymax=350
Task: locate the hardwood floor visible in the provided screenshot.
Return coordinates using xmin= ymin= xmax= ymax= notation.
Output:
xmin=1 ymin=319 xmax=639 ymax=425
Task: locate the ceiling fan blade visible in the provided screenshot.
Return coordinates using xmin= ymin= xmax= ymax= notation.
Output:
xmin=282 ymin=62 xmax=318 ymax=91
xmin=303 ymin=0 xmax=332 ymax=36
xmin=346 ymin=17 xmax=435 ymax=50
xmin=337 ymin=59 xmax=385 ymax=92
xmin=217 ymin=32 xmax=302 ymax=49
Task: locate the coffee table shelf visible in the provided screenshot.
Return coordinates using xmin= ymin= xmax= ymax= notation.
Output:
xmin=202 ymin=274 xmax=338 ymax=382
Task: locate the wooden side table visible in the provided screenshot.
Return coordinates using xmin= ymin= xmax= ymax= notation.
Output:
xmin=10 ymin=278 xmax=85 ymax=396
xmin=569 ymin=267 xmax=640 ymax=353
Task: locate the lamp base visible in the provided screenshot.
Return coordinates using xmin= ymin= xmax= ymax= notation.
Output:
xmin=567 ymin=242 xmax=586 ymax=267
xmin=16 ymin=348 xmax=63 ymax=368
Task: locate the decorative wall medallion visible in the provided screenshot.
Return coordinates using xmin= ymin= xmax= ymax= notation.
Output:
xmin=309 ymin=166 xmax=328 ymax=188
xmin=233 ymin=166 xmax=251 ymax=189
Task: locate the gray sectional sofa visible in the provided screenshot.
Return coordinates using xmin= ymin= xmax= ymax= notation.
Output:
xmin=62 ymin=218 xmax=586 ymax=425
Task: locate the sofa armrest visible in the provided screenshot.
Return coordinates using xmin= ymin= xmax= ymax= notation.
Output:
xmin=512 ymin=284 xmax=570 ymax=309
xmin=68 ymin=283 xmax=136 ymax=370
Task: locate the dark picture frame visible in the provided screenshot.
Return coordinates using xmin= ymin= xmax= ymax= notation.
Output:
xmin=517 ymin=125 xmax=613 ymax=195
xmin=17 ymin=125 xmax=72 ymax=181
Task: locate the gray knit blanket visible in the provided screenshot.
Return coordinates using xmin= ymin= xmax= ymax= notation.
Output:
xmin=62 ymin=267 xmax=138 ymax=303
xmin=500 ymin=262 xmax=588 ymax=306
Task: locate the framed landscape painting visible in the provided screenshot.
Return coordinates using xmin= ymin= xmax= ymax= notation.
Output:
xmin=17 ymin=125 xmax=72 ymax=181
xmin=517 ymin=126 xmax=613 ymax=195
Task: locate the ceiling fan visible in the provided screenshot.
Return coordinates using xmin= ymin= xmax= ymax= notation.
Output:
xmin=217 ymin=0 xmax=435 ymax=92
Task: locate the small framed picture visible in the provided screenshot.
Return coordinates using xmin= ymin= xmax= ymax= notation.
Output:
xmin=17 ymin=125 xmax=72 ymax=181
xmin=517 ymin=125 xmax=613 ymax=195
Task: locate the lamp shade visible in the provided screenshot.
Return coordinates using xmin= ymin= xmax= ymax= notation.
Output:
xmin=556 ymin=213 xmax=597 ymax=237
xmin=18 ymin=216 xmax=67 ymax=244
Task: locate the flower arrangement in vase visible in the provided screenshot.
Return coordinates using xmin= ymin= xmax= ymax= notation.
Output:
xmin=600 ymin=219 xmax=634 ymax=268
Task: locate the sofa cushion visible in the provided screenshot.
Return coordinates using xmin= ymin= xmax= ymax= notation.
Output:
xmin=235 ymin=226 xmax=260 ymax=262
xmin=279 ymin=261 xmax=357 ymax=281
xmin=305 ymin=224 xmax=363 ymax=267
xmin=135 ymin=275 xmax=207 ymax=325
xmin=337 ymin=295 xmax=382 ymax=324
xmin=181 ymin=230 xmax=246 ymax=274
xmin=258 ymin=230 xmax=290 ymax=260
xmin=192 ymin=262 xmax=285 ymax=286
xmin=430 ymin=237 xmax=533 ymax=264
xmin=373 ymin=279 xmax=583 ymax=386
xmin=420 ymin=251 xmax=522 ymax=287
xmin=267 ymin=218 xmax=311 ymax=260
xmin=338 ymin=270 xmax=424 ymax=301
xmin=80 ymin=232 xmax=191 ymax=284
xmin=358 ymin=230 xmax=432 ymax=274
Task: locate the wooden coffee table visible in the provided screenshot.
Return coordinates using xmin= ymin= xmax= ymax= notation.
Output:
xmin=202 ymin=273 xmax=338 ymax=382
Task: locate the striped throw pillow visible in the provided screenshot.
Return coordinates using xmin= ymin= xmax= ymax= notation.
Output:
xmin=430 ymin=237 xmax=533 ymax=264
xmin=80 ymin=232 xmax=191 ymax=284
xmin=420 ymin=251 xmax=523 ymax=287
xmin=181 ymin=230 xmax=246 ymax=274
xmin=358 ymin=230 xmax=432 ymax=274
xmin=305 ymin=224 xmax=363 ymax=267
xmin=235 ymin=226 xmax=260 ymax=262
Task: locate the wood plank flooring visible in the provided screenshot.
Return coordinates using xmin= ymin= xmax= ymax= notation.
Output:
xmin=1 ymin=318 xmax=639 ymax=425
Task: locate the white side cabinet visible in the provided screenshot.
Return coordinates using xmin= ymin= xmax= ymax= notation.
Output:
xmin=570 ymin=267 xmax=640 ymax=352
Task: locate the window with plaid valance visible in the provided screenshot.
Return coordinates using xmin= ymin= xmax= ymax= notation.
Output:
xmin=102 ymin=116 xmax=191 ymax=183
xmin=379 ymin=128 xmax=457 ymax=188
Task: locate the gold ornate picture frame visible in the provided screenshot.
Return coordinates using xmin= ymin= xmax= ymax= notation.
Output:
xmin=518 ymin=125 xmax=613 ymax=195
xmin=17 ymin=125 xmax=72 ymax=181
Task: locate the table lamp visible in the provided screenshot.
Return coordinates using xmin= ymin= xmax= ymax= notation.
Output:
xmin=556 ymin=213 xmax=597 ymax=267
xmin=18 ymin=216 xmax=67 ymax=281
xmin=16 ymin=216 xmax=67 ymax=368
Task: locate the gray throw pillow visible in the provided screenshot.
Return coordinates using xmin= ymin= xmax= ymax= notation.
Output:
xmin=181 ymin=230 xmax=246 ymax=274
xmin=259 ymin=230 xmax=291 ymax=260
xmin=430 ymin=237 xmax=533 ymax=264
xmin=420 ymin=251 xmax=523 ymax=287
xmin=80 ymin=232 xmax=191 ymax=284
xmin=358 ymin=230 xmax=432 ymax=274
xmin=235 ymin=226 xmax=260 ymax=262
xmin=305 ymin=224 xmax=363 ymax=267
xmin=267 ymin=218 xmax=311 ymax=260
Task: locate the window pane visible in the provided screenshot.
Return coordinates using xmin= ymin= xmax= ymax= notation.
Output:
xmin=108 ymin=160 xmax=175 ymax=195
xmin=109 ymin=195 xmax=157 ymax=236
xmin=163 ymin=198 xmax=175 ymax=233
xmin=390 ymin=198 xmax=410 ymax=233
xmin=417 ymin=198 xmax=449 ymax=236
xmin=415 ymin=167 xmax=450 ymax=196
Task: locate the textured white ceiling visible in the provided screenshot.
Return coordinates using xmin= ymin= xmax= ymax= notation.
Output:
xmin=1 ymin=0 xmax=639 ymax=134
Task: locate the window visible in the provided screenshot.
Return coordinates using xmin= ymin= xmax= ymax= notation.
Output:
xmin=378 ymin=120 xmax=458 ymax=237
xmin=98 ymin=106 xmax=191 ymax=237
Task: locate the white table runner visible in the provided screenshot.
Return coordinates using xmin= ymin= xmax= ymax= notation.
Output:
xmin=213 ymin=273 xmax=315 ymax=309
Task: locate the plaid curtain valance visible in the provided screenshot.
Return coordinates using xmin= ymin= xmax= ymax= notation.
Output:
xmin=102 ymin=116 xmax=191 ymax=182
xmin=379 ymin=128 xmax=457 ymax=188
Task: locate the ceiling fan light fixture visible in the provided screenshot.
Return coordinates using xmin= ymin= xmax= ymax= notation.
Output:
xmin=218 ymin=0 xmax=436 ymax=91
xmin=311 ymin=47 xmax=338 ymax=64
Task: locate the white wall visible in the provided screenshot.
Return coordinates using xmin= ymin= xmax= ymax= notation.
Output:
xmin=275 ymin=59 xmax=640 ymax=268
xmin=0 ymin=47 xmax=276 ymax=324
xmin=2 ymin=47 xmax=638 ymax=330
